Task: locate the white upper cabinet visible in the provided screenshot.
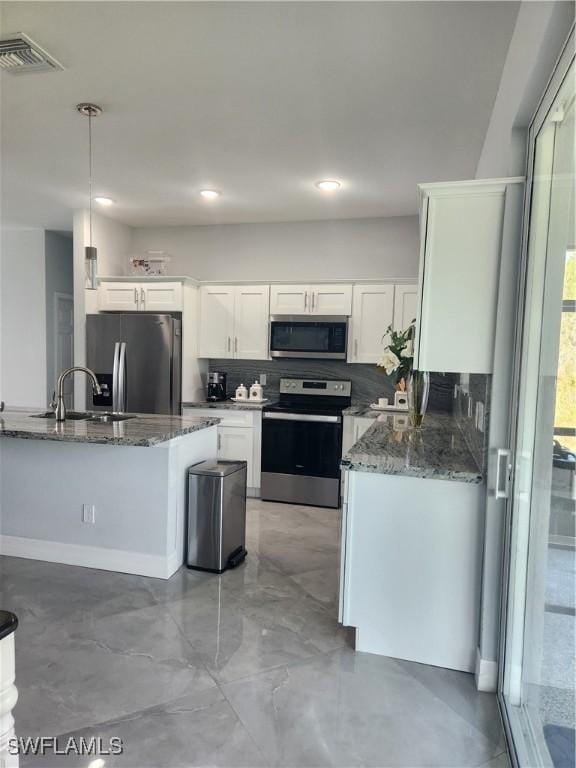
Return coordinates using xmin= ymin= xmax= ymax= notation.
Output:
xmin=98 ymin=280 xmax=183 ymax=312
xmin=311 ymin=284 xmax=352 ymax=315
xmin=393 ymin=284 xmax=418 ymax=333
xmin=270 ymin=285 xmax=308 ymax=315
xmin=348 ymin=284 xmax=394 ymax=363
xmin=270 ymin=284 xmax=352 ymax=315
xmin=414 ymin=179 xmax=523 ymax=374
xmin=199 ymin=285 xmax=270 ymax=360
xmin=139 ymin=282 xmax=183 ymax=312
xmin=98 ymin=282 xmax=140 ymax=312
xmin=199 ymin=286 xmax=236 ymax=358
xmin=232 ymin=285 xmax=270 ymax=359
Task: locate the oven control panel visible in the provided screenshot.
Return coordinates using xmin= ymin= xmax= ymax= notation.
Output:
xmin=279 ymin=378 xmax=351 ymax=397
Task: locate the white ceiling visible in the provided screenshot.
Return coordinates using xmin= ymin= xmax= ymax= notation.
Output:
xmin=0 ymin=1 xmax=519 ymax=230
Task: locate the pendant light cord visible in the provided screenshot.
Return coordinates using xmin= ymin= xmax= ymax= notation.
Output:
xmin=88 ymin=110 xmax=93 ymax=248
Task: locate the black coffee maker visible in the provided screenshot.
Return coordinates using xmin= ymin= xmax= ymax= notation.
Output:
xmin=207 ymin=372 xmax=227 ymax=402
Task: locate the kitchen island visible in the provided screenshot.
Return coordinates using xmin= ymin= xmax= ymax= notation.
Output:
xmin=0 ymin=410 xmax=218 ymax=578
xmin=340 ymin=413 xmax=485 ymax=674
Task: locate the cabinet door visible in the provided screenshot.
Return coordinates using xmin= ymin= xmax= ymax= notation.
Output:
xmin=199 ymin=286 xmax=235 ymax=358
xmin=393 ymin=284 xmax=418 ymax=332
xmin=217 ymin=426 xmax=254 ymax=488
xmin=141 ymin=282 xmax=183 ymax=312
xmin=348 ymin=285 xmax=394 ymax=363
xmin=98 ymin=282 xmax=139 ymax=312
xmin=270 ymin=285 xmax=309 ymax=315
xmin=311 ymin=284 xmax=352 ymax=315
xmin=415 ymin=185 xmax=508 ymax=373
xmin=234 ymin=285 xmax=270 ymax=359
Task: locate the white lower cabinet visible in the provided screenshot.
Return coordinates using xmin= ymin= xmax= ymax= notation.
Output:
xmin=183 ymin=408 xmax=262 ymax=492
xmin=218 ymin=426 xmax=254 ymax=484
xmin=340 ymin=469 xmax=483 ymax=672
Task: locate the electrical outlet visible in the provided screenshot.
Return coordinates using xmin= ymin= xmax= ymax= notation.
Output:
xmin=259 ymin=373 xmax=267 ymax=385
xmin=467 ymin=396 xmax=474 ymax=419
xmin=82 ymin=504 xmax=95 ymax=524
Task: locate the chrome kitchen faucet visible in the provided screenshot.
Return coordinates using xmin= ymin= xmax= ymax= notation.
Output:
xmin=53 ymin=367 xmax=102 ymax=422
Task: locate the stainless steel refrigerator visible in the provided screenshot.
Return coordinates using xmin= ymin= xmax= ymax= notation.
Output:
xmin=86 ymin=314 xmax=181 ymax=415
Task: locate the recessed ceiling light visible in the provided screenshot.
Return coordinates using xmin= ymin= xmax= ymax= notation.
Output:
xmin=315 ymin=180 xmax=341 ymax=192
xmin=199 ymin=189 xmax=221 ymax=200
xmin=94 ymin=196 xmax=114 ymax=206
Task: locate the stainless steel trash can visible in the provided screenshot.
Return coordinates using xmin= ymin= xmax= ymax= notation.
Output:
xmin=187 ymin=460 xmax=247 ymax=573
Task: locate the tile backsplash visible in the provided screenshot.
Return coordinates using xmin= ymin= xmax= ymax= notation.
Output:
xmin=208 ymin=359 xmax=458 ymax=412
xmin=454 ymin=373 xmax=491 ymax=472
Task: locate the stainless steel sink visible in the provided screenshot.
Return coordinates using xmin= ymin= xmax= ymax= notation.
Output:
xmin=87 ymin=413 xmax=136 ymax=423
xmin=30 ymin=411 xmax=136 ymax=423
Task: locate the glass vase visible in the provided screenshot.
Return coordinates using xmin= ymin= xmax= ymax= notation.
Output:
xmin=407 ymin=370 xmax=430 ymax=428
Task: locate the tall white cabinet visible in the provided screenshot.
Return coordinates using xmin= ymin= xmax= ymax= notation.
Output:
xmin=414 ymin=178 xmax=524 ymax=373
xmin=199 ymin=285 xmax=270 ymax=360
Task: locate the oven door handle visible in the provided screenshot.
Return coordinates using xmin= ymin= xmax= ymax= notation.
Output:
xmin=263 ymin=412 xmax=341 ymax=424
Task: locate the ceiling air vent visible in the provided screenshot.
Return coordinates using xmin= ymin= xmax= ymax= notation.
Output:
xmin=0 ymin=33 xmax=63 ymax=74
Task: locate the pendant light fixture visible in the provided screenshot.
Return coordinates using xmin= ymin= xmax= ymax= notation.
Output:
xmin=77 ymin=102 xmax=102 ymax=289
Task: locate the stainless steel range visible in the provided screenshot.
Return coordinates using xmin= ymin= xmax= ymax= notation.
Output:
xmin=261 ymin=378 xmax=351 ymax=508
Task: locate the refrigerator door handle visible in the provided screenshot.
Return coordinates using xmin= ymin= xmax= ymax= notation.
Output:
xmin=112 ymin=342 xmax=121 ymax=411
xmin=118 ymin=342 xmax=127 ymax=412
xmin=495 ymin=448 xmax=512 ymax=499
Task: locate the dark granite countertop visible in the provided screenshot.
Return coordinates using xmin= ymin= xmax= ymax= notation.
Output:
xmin=182 ymin=400 xmax=269 ymax=410
xmin=0 ymin=611 xmax=18 ymax=640
xmin=343 ymin=404 xmax=394 ymax=418
xmin=0 ymin=410 xmax=219 ymax=447
xmin=341 ymin=412 xmax=483 ymax=484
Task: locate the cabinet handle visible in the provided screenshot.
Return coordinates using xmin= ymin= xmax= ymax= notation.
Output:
xmin=227 ymin=336 xmax=231 ymax=353
xmin=311 ymin=292 xmax=315 ymax=311
xmin=217 ymin=432 xmax=222 ymax=451
xmin=304 ymin=291 xmax=308 ymax=310
xmin=134 ymin=287 xmax=139 ymax=308
xmin=235 ymin=337 xmax=238 ymax=353
xmin=354 ymin=339 xmax=358 ymax=359
xmin=140 ymin=288 xmax=145 ymax=308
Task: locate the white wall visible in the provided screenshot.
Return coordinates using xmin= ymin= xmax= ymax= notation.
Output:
xmin=476 ymin=0 xmax=574 ymax=178
xmin=73 ymin=209 xmax=133 ymax=406
xmin=131 ymin=216 xmax=419 ymax=281
xmin=0 ymin=229 xmax=47 ymax=408
xmin=45 ymin=231 xmax=73 ymax=403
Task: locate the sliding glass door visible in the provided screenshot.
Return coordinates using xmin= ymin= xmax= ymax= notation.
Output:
xmin=500 ymin=33 xmax=575 ymax=768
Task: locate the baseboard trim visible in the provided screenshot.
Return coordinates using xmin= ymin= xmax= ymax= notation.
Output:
xmin=0 ymin=535 xmax=178 ymax=580
xmin=475 ymin=647 xmax=498 ymax=692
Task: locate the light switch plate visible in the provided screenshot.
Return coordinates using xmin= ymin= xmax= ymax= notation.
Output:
xmin=259 ymin=374 xmax=267 ymax=385
xmin=82 ymin=504 xmax=95 ymax=524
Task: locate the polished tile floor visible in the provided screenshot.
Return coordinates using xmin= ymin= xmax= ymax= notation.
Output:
xmin=1 ymin=500 xmax=508 ymax=767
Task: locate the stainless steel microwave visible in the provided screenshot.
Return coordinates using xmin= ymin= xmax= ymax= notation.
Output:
xmin=269 ymin=316 xmax=348 ymax=360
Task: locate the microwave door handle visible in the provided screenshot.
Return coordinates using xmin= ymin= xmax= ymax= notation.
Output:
xmin=112 ymin=342 xmax=120 ymax=411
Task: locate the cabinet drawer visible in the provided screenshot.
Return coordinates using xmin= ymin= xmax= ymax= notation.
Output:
xmin=183 ymin=407 xmax=255 ymax=428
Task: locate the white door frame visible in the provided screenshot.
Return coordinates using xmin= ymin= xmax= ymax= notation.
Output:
xmin=53 ymin=291 xmax=74 ymax=407
xmin=498 ymin=25 xmax=575 ymax=768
